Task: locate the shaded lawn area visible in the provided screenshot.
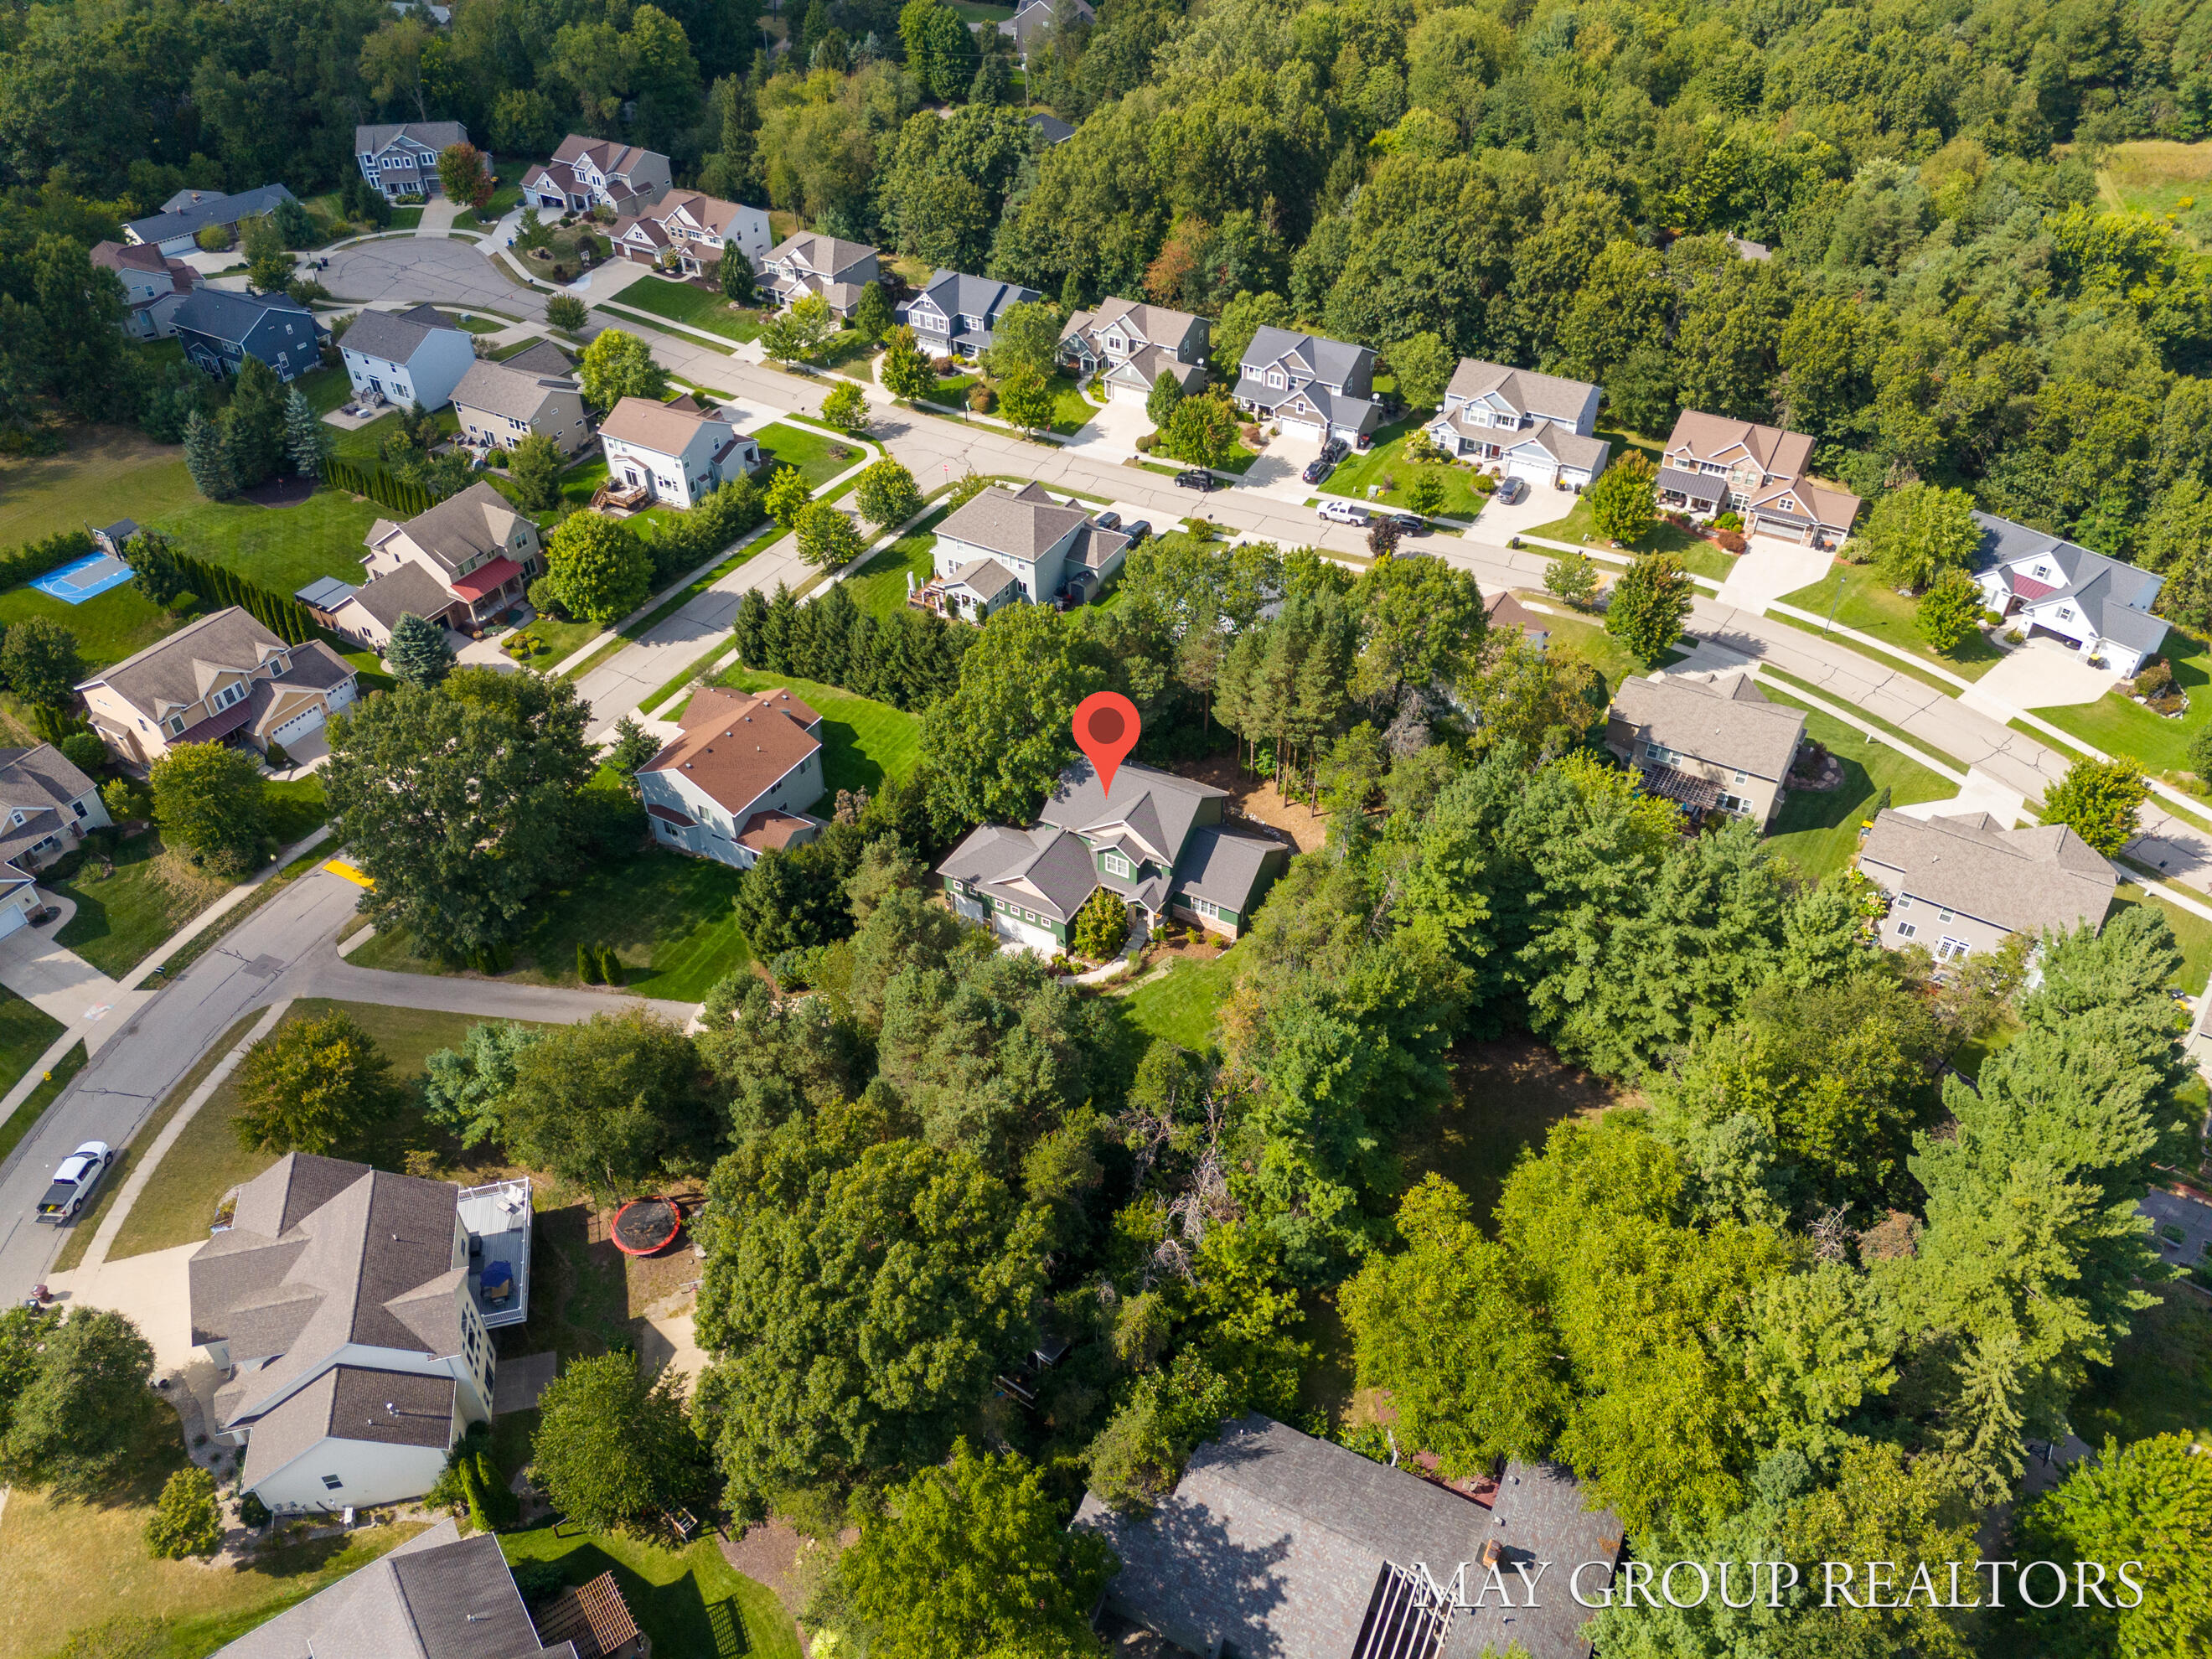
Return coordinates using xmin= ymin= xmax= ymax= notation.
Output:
xmin=265 ymin=773 xmax=330 ymax=845
xmin=439 ymin=310 xmax=507 ymax=333
xmin=350 ymin=841 xmax=755 ymax=1000
xmin=2111 ymin=881 xmax=2212 ymax=995
xmin=389 ymin=205 xmax=425 ymax=230
xmin=501 ymin=1526 xmax=801 ymax=1659
xmin=51 ymin=830 xmax=230 ymax=979
xmin=1318 ymin=421 xmax=1491 ymax=518
xmin=0 ymin=990 xmax=63 ymax=1103
xmin=0 ymin=422 xmax=199 ymax=547
xmin=0 ymin=1467 xmax=426 ymax=1659
xmin=612 ymin=275 xmax=765 ymax=343
xmin=1756 ymin=690 xmax=1958 ymax=881
xmin=294 ymin=364 xmax=355 ymax=415
xmin=1523 ymin=494 xmax=1735 ymax=581
xmin=1399 ymin=1035 xmax=1620 ymax=1231
xmin=149 ymin=485 xmax=390 ymax=592
xmin=327 ymin=406 xmax=460 ymax=466
xmin=1775 ymin=564 xmax=2006 ymax=682
xmin=2033 ymin=628 xmax=2212 ymax=773
xmin=2071 ymin=1284 xmax=2212 ymax=1449
xmin=753 ymin=421 xmax=864 ymax=491
xmin=1537 ymin=604 xmax=1687 ymax=691
xmin=0 ymin=579 xmax=178 ymax=670
xmin=108 ymin=998 xmax=543 ymax=1262
xmin=845 ymin=506 xmax=947 ymax=619
xmin=1114 ymin=949 xmax=1238 ymax=1053
xmin=0 ymin=1042 xmax=84 ymax=1176
xmin=712 ymin=665 xmax=921 ymax=802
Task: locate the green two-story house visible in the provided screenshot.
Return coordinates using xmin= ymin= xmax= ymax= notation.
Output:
xmin=938 ymin=761 xmax=1289 ymax=954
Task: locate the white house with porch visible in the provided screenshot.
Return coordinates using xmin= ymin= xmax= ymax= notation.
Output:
xmin=597 ymin=395 xmax=760 ymax=511
xmin=1966 ymin=511 xmax=2171 ymax=677
xmin=308 ymin=482 xmax=543 ymax=648
xmin=1425 ymin=359 xmax=1609 ymax=491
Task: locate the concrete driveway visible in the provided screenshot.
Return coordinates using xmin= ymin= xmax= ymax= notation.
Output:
xmin=320 ymin=235 xmax=544 ymax=320
xmin=1469 ymin=482 xmax=1574 ymax=542
xmin=1717 ymin=537 xmax=1833 ymax=610
xmin=1962 ymin=637 xmax=2123 ymax=720
xmin=0 ymin=902 xmax=143 ymax=1048
xmin=43 ymin=1241 xmax=200 ymax=1370
xmin=1893 ymin=766 xmax=2029 ymax=828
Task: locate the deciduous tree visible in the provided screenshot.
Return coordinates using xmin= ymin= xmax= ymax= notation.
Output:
xmin=879 ymin=324 xmax=934 ymax=402
xmin=498 ymin=1010 xmax=705 ymax=1200
xmin=1857 ymin=482 xmax=1982 ymax=592
xmin=854 ymin=458 xmax=922 ymax=527
xmin=436 ymin=142 xmax=493 ymax=210
xmin=150 ymin=741 xmax=265 ymax=872
xmin=995 ymin=362 xmax=1056 ymax=432
xmin=1544 ymin=548 xmax=1600 ymax=609
xmin=234 ymin=1008 xmax=402 ymax=1155
xmin=423 ymin=1020 xmax=541 ymax=1149
xmin=532 ymin=1351 xmax=705 ymax=1535
xmin=819 ymin=379 xmax=868 ymax=433
xmin=2018 ymin=1434 xmax=2212 ymax=1659
xmin=507 ymin=432 xmax=563 ymax=510
xmin=922 ymin=602 xmax=1109 ymax=827
xmin=1605 ymin=551 xmax=1692 ymax=664
xmin=545 ymin=510 xmax=651 ymax=623
xmin=1587 ymin=452 xmax=1658 ymax=545
xmin=1916 ymin=568 xmax=1985 ymax=651
xmin=796 ymin=501 xmax=864 ymax=568
xmin=763 ymin=464 xmax=811 ymax=527
xmin=1 ymin=1310 xmax=160 ymax=1498
xmin=2039 ymin=756 xmax=2149 ymax=855
xmin=0 ymin=616 xmax=80 ymax=711
xmin=145 ymin=1468 xmax=224 ymax=1560
xmin=577 ymin=328 xmax=669 ymax=407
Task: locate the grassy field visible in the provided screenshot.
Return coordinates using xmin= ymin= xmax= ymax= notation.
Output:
xmin=327 ymin=406 xmax=459 ymax=466
xmin=0 ymin=1476 xmax=426 ymax=1659
xmin=1524 ymin=495 xmax=1735 ymax=581
xmin=490 ymin=333 xmax=565 ymax=363
xmin=439 ymin=310 xmax=507 ymax=334
xmin=754 ymin=421 xmax=864 ymax=492
xmin=845 ymin=507 xmax=946 ymax=618
xmin=2111 ymin=881 xmax=2212 ymax=996
xmin=2032 ymin=629 xmax=2212 ymax=773
xmin=149 ymin=486 xmax=389 ymax=592
xmin=1319 ymin=422 xmax=1491 ymax=518
xmin=1757 ymin=690 xmax=1959 ymax=880
xmin=0 ymin=424 xmax=199 ymax=548
xmin=610 ymin=275 xmax=765 ymax=343
xmin=1775 ymin=565 xmax=2006 ymax=682
xmin=1536 ymin=603 xmax=1687 ymax=690
xmin=712 ymin=664 xmax=921 ymax=801
xmin=0 ymin=1041 xmax=84 ymax=1176
xmin=1115 ymin=950 xmax=1238 ymax=1052
xmin=0 ymin=576 xmax=181 ymax=669
xmin=52 ymin=830 xmax=230 ymax=979
xmin=349 ymin=843 xmax=754 ymax=1000
xmin=109 ymin=999 xmax=542 ymax=1262
xmin=2073 ymin=1284 xmax=2212 ymax=1448
xmin=2096 ymin=139 xmax=2212 ymax=231
xmin=0 ymin=990 xmax=64 ymax=1104
xmin=500 ymin=1526 xmax=800 ymax=1659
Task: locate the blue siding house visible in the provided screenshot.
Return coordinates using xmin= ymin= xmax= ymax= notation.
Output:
xmin=173 ymin=291 xmax=323 ymax=384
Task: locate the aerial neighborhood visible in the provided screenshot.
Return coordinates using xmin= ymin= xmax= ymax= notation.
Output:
xmin=1 ymin=6 xmax=2209 ymax=1659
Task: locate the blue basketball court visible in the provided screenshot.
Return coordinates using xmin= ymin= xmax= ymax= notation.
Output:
xmin=32 ymin=552 xmax=135 ymax=605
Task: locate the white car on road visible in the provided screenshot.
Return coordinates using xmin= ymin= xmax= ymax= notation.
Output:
xmin=1317 ymin=499 xmax=1370 ymax=525
xmin=36 ymin=1141 xmax=116 ymax=1224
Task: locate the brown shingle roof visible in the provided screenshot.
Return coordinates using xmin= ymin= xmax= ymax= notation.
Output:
xmin=1858 ymin=809 xmax=2116 ymax=938
xmin=597 ymin=395 xmax=731 ymax=457
xmin=76 ymin=606 xmax=290 ymax=718
xmin=1610 ymin=672 xmax=1805 ymax=782
xmin=1663 ymin=409 xmax=1814 ymax=477
xmin=640 ymin=686 xmax=820 ymax=816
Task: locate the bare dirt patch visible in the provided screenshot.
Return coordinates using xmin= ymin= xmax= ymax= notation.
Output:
xmin=1168 ymin=751 xmax=1327 ymax=852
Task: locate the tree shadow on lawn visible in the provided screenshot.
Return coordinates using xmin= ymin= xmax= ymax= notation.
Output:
xmin=517 ymin=1536 xmax=750 ymax=1659
xmin=1772 ymin=752 xmax=1877 ymax=838
xmin=814 ymin=716 xmax=885 ymax=799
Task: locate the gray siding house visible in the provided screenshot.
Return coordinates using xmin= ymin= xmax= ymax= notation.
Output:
xmin=901 ymin=269 xmax=1041 ymax=358
xmin=1858 ymin=809 xmax=2116 ymax=964
xmin=1237 ymin=325 xmax=1382 ymax=442
xmin=354 ymin=121 xmax=477 ymax=200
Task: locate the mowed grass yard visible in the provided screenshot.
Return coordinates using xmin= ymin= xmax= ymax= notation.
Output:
xmin=1757 ymin=690 xmax=1957 ymax=880
xmin=845 ymin=506 xmax=947 ymax=619
xmin=150 ymin=485 xmax=390 ymax=592
xmin=1775 ymin=564 xmax=2007 ymax=683
xmin=1114 ymin=949 xmax=1239 ymax=1053
xmin=2032 ymin=628 xmax=2212 ymax=774
xmin=609 ymin=274 xmax=766 ymax=343
xmin=349 ymin=840 xmax=756 ymax=1000
xmin=0 ymin=423 xmax=200 ymax=547
xmin=51 ymin=830 xmax=232 ymax=979
xmin=107 ymin=999 xmax=540 ymax=1262
xmin=0 ymin=580 xmax=175 ymax=671
xmin=1525 ymin=495 xmax=1737 ymax=583
xmin=711 ymin=665 xmax=922 ymax=801
xmin=753 ymin=421 xmax=866 ymax=492
xmin=2111 ymin=881 xmax=2212 ymax=996
xmin=0 ymin=989 xmax=63 ymax=1101
xmin=500 ymin=1526 xmax=800 ymax=1659
xmin=1319 ymin=421 xmax=1491 ymax=519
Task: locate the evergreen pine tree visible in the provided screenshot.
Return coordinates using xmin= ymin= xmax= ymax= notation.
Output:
xmin=183 ymin=410 xmax=237 ymax=500
xmin=387 ymin=612 xmax=457 ymax=689
xmin=577 ymin=941 xmax=602 ymax=984
xmin=810 ymin=584 xmax=857 ymax=686
xmin=735 ymin=589 xmax=770 ymax=665
xmin=845 ymin=612 xmax=881 ymax=699
xmin=597 ymin=944 xmax=621 ymax=984
xmin=285 ymin=387 xmax=326 ymax=477
xmin=764 ymin=583 xmax=798 ymax=670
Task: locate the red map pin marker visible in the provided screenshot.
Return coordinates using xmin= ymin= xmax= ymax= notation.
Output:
xmin=1073 ymin=690 xmax=1140 ymax=798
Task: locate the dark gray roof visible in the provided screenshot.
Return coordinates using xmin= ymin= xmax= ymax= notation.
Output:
xmin=1453 ymin=1461 xmax=1626 ymax=1659
xmin=239 ymin=1364 xmax=457 ymax=1491
xmin=342 ymin=302 xmax=462 ymax=364
xmin=451 ymin=357 xmax=576 ymax=422
xmin=127 ymin=183 xmax=298 ymax=245
xmin=1240 ymin=323 xmax=1372 ymax=389
xmin=1173 ymin=824 xmax=1284 ymax=913
xmin=1858 ymin=809 xmax=2116 ymax=938
xmin=498 ymin=338 xmax=578 ymax=377
xmin=1028 ymin=112 xmax=1077 ymax=144
xmin=1076 ymin=1415 xmax=1617 ymax=1659
xmin=345 ymin=563 xmax=457 ymax=629
xmin=0 ymin=744 xmax=101 ymax=869
xmin=173 ymin=288 xmax=321 ymax=351
xmin=1656 ymin=465 xmax=1723 ymax=503
xmin=914 ymin=269 xmax=1041 ymax=333
xmin=355 ymin=121 xmax=468 ymax=157
xmin=945 ymin=557 xmax=1020 ymax=599
xmin=297 ymin=576 xmax=359 ymax=611
xmin=211 ymin=1518 xmax=574 ymax=1659
xmin=1610 ymin=671 xmax=1805 ymax=782
xmin=76 ymin=605 xmax=292 ymax=716
xmin=1041 ymin=758 xmax=1226 ymax=869
xmin=1972 ymin=510 xmax=2168 ymax=654
xmin=1444 ymin=359 xmax=1595 ymax=423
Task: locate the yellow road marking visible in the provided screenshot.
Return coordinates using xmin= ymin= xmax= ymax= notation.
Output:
xmin=323 ymin=860 xmax=374 ymax=889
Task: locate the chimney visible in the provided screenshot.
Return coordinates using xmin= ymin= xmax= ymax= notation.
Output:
xmin=1481 ymin=1538 xmax=1503 ymax=1568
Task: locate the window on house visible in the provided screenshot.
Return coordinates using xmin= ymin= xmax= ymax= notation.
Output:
xmin=1894 ymin=895 xmax=1912 ymax=909
xmin=70 ymin=799 xmax=87 ymax=819
xmin=1938 ymin=908 xmax=1954 ymax=923
xmin=1895 ymin=921 xmax=1918 ymax=939
xmin=1936 ymin=937 xmax=1970 ymax=962
xmin=321 ymin=1474 xmax=344 ymax=1491
xmin=1733 ymin=770 xmax=1748 ymax=783
xmin=2059 ymin=607 xmax=2074 ymax=619
xmin=166 ymin=716 xmax=185 ymax=736
xmin=1102 ymin=852 xmax=1131 ymax=878
xmin=1267 ymin=370 xmax=1285 ymax=389
xmin=270 ymin=659 xmax=286 ymax=677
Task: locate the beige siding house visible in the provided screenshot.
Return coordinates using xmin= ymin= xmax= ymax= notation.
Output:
xmin=1604 ymin=671 xmax=1806 ymax=829
xmin=308 ymin=481 xmax=545 ymax=648
xmin=77 ymin=608 xmax=358 ymax=766
xmin=1858 ymin=809 xmax=2116 ymax=963
xmin=450 ymin=342 xmax=592 ymax=457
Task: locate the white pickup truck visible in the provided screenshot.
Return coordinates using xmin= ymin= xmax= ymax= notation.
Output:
xmin=35 ymin=1141 xmax=116 ymax=1224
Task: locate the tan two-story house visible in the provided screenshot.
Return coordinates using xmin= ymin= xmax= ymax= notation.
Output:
xmin=78 ymin=607 xmax=359 ymax=766
xmin=1858 ymin=809 xmax=2116 ymax=964
xmin=1605 ymin=671 xmax=1806 ymax=829
xmin=449 ymin=340 xmax=592 ymax=457
xmin=305 ymin=482 xmax=544 ymax=649
xmin=1058 ymin=297 xmax=1210 ymax=406
xmin=1656 ymin=411 xmax=1862 ymax=549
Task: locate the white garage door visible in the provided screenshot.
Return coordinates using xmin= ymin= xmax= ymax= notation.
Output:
xmin=272 ymin=705 xmax=327 ymax=747
xmin=0 ymin=901 xmax=28 ymax=942
xmin=1279 ymin=416 xmax=1324 ymax=439
xmin=1109 ymin=380 xmax=1148 ymax=405
xmin=995 ymin=913 xmax=1061 ymax=955
xmin=1506 ymin=455 xmax=1554 ymax=485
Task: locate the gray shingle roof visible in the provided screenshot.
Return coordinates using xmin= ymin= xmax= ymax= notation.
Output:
xmin=1445 ymin=359 xmax=1596 ymax=423
xmin=374 ymin=480 xmax=530 ymax=576
xmin=1240 ymin=323 xmax=1372 ymax=389
xmin=451 ymin=357 xmax=575 ymax=423
xmin=1972 ymin=511 xmax=2168 ymax=654
xmin=126 ymin=183 xmax=299 ymax=245
xmin=1172 ymin=824 xmax=1284 ymax=912
xmin=915 ymin=269 xmax=1041 ymax=333
xmin=497 ymin=339 xmax=577 ymax=378
xmin=1858 ymin=809 xmax=2116 ymax=938
xmin=1041 ymin=758 xmax=1227 ymax=867
xmin=355 ymin=121 xmax=468 ymax=158
xmin=344 ymin=562 xmax=456 ymax=629
xmin=1027 ymin=111 xmax=1077 ymax=144
xmin=946 ymin=557 xmax=1020 ymax=599
xmin=76 ymin=606 xmax=292 ymax=717
xmin=1609 ymin=672 xmax=1805 ymax=782
xmin=937 ymin=481 xmax=1092 ymax=562
xmin=240 ymin=1364 xmax=457 ymax=1492
xmin=211 ymin=1517 xmax=575 ymax=1659
xmin=342 ymin=302 xmax=461 ymax=364
xmin=173 ymin=288 xmax=320 ymax=349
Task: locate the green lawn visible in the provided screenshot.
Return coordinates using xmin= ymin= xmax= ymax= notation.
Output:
xmin=389 ymin=206 xmax=424 ymax=230
xmin=0 ymin=1041 xmax=85 ymax=1179
xmin=491 ymin=333 xmax=566 ymax=363
xmin=945 ymin=0 xmax=1016 ymax=18
xmin=265 ymin=774 xmax=330 ymax=845
xmin=845 ymin=507 xmax=946 ymax=619
xmin=712 ymin=665 xmax=921 ymax=802
xmin=1537 ymin=605 xmax=1687 ymax=692
xmin=1318 ymin=421 xmax=1491 ymax=519
xmin=1758 ymin=690 xmax=1960 ymax=879
xmin=149 ymin=485 xmax=389 ymax=592
xmin=1523 ymin=494 xmax=1735 ymax=581
xmin=501 ymin=612 xmax=604 ymax=669
xmin=0 ymin=424 xmax=199 ymax=548
xmin=500 ymin=1526 xmax=800 ymax=1659
xmin=1775 ymin=564 xmax=2006 ymax=682
xmin=439 ymin=310 xmax=507 ymax=334
xmin=753 ymin=421 xmax=864 ymax=492
xmin=108 ymin=999 xmax=543 ymax=1262
xmin=295 ymin=364 xmax=356 ymax=415
xmin=351 ymin=842 xmax=755 ymax=1000
xmin=610 ymin=275 xmax=765 ymax=343
xmin=51 ymin=830 xmax=231 ymax=979
xmin=0 ymin=579 xmax=178 ymax=670
xmin=0 ymin=990 xmax=63 ymax=1103
xmin=2111 ymin=881 xmax=2212 ymax=995
xmin=328 ymin=406 xmax=460 ymax=465
xmin=1046 ymin=370 xmax=1096 ymax=436
xmin=2032 ymin=628 xmax=2212 ymax=773
xmin=2072 ymin=1284 xmax=2212 ymax=1449
xmin=1116 ymin=951 xmax=1238 ymax=1052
